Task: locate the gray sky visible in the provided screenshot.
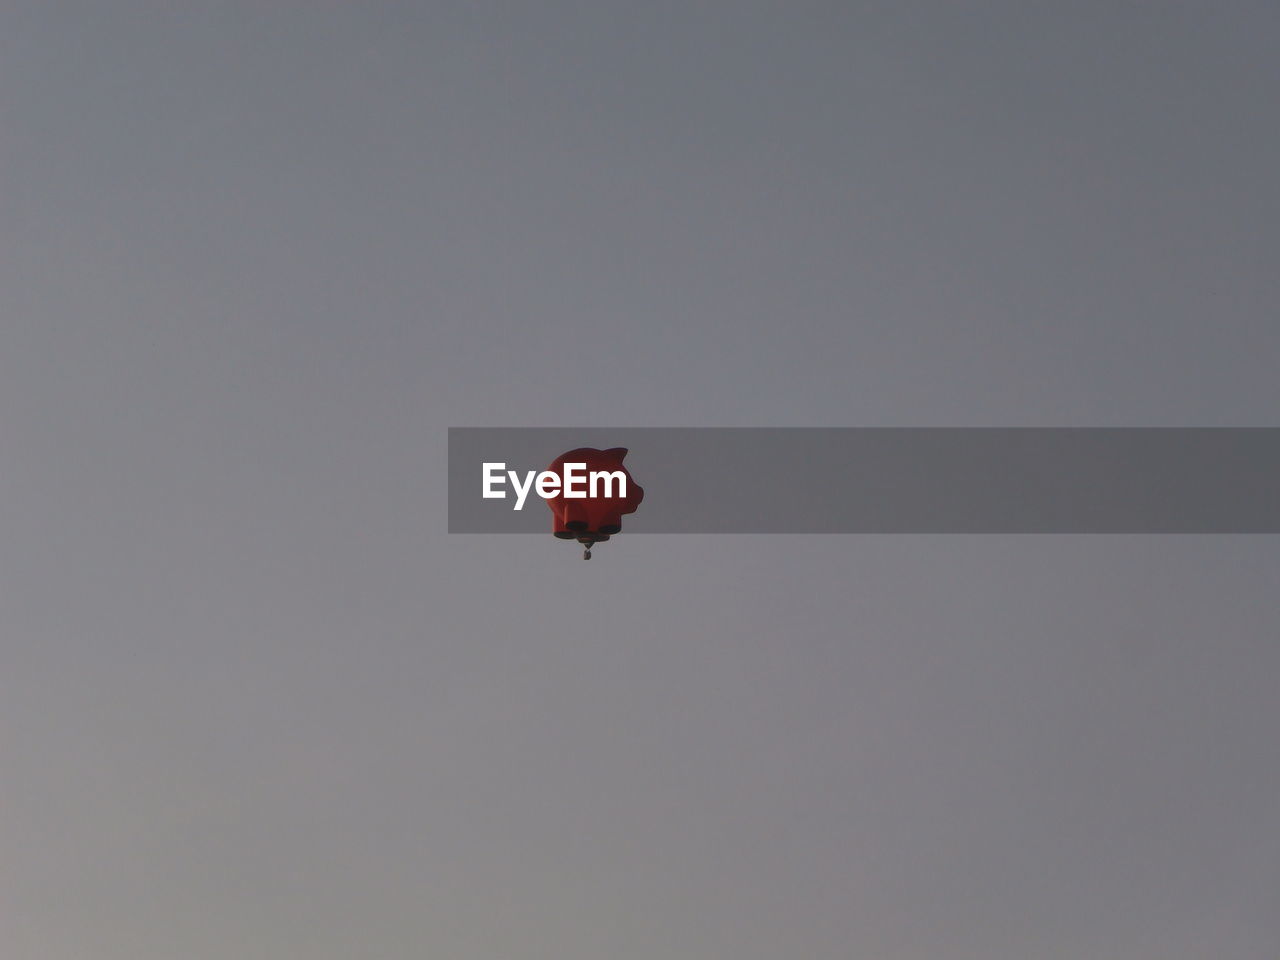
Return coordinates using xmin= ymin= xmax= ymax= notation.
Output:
xmin=2 ymin=2 xmax=1278 ymax=957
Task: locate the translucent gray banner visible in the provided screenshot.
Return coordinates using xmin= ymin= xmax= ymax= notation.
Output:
xmin=449 ymin=428 xmax=1280 ymax=533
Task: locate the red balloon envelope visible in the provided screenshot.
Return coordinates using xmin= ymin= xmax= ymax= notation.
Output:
xmin=544 ymin=447 xmax=644 ymax=557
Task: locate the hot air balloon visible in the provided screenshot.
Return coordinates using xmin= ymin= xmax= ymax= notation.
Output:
xmin=544 ymin=447 xmax=644 ymax=558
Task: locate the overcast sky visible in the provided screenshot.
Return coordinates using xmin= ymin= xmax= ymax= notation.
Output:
xmin=2 ymin=3 xmax=1278 ymax=958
